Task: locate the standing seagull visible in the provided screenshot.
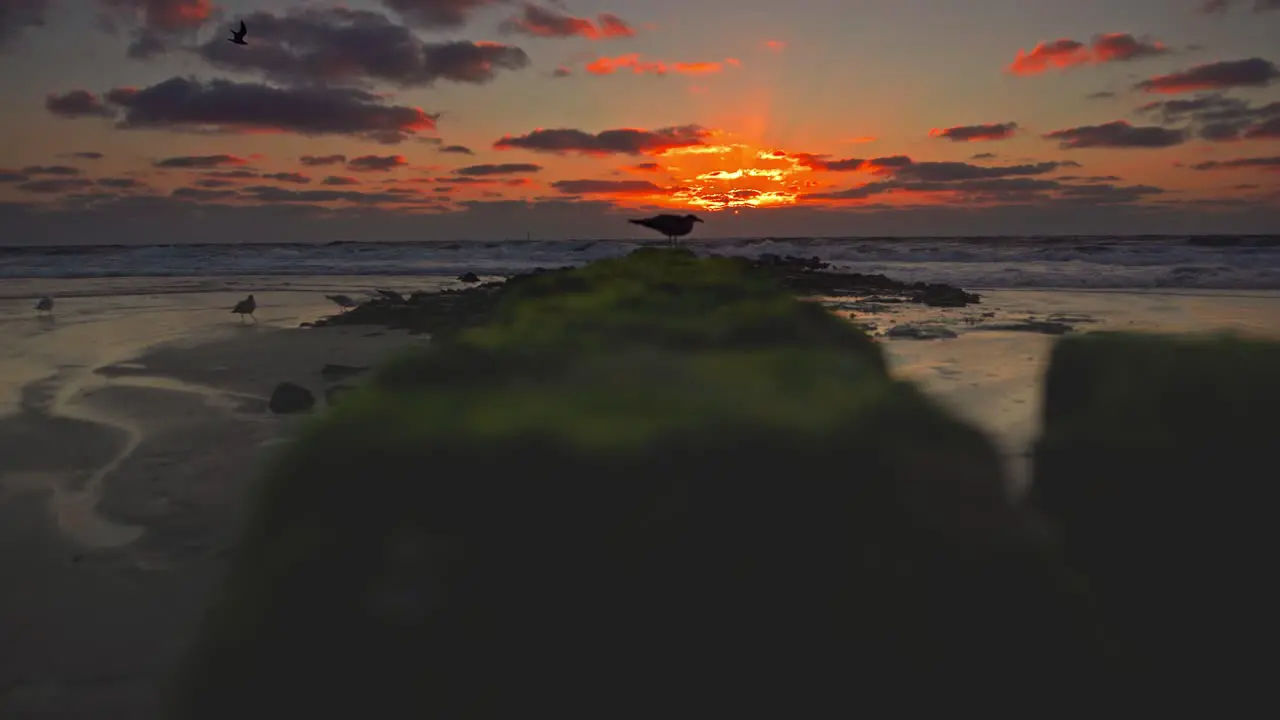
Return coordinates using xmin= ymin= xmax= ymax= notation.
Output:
xmin=231 ymin=294 xmax=257 ymax=323
xmin=628 ymin=214 xmax=704 ymax=246
xmin=228 ymin=20 xmax=248 ymax=45
xmin=35 ymin=296 xmax=54 ymax=313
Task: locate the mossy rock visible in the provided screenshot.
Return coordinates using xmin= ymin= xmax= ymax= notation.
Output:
xmin=172 ymin=251 xmax=1110 ymax=717
xmin=1030 ymin=332 xmax=1280 ymax=689
xmin=175 ymin=348 xmax=1109 ymax=717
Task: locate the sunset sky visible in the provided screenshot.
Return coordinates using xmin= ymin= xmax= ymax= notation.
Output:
xmin=1 ymin=0 xmax=1278 ymax=243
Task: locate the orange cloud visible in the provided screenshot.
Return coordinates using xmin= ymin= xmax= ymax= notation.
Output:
xmin=1008 ymin=33 xmax=1168 ymax=76
xmin=584 ymin=54 xmax=741 ymax=76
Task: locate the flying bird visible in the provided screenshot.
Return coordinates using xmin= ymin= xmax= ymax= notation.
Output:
xmin=231 ymin=294 xmax=256 ymax=322
xmin=325 ymin=294 xmax=359 ymax=311
xmin=35 ymin=296 xmax=53 ymax=313
xmin=628 ymin=214 xmax=704 ymax=245
xmin=228 ymin=20 xmax=248 ymax=45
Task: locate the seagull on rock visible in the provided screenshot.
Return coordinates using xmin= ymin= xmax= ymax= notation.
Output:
xmin=628 ymin=214 xmax=704 ymax=245
xmin=231 ymin=294 xmax=256 ymax=322
xmin=228 ymin=20 xmax=248 ymax=45
xmin=35 ymin=296 xmax=54 ymax=313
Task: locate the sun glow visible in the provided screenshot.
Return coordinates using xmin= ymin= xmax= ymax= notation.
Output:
xmin=625 ymin=142 xmax=827 ymax=210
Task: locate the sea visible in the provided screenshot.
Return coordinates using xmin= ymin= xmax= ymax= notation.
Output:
xmin=2 ymin=235 xmax=1279 ymax=298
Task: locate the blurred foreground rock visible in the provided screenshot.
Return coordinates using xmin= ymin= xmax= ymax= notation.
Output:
xmin=1030 ymin=332 xmax=1280 ymax=701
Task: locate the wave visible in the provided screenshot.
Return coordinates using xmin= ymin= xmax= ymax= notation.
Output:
xmin=2 ymin=236 xmax=1278 ymax=290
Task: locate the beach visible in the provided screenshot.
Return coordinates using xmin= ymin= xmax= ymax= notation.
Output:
xmin=1 ymin=270 xmax=1279 ymax=717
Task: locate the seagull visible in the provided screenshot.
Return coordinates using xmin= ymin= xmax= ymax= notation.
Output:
xmin=325 ymin=294 xmax=359 ymax=311
xmin=231 ymin=294 xmax=256 ymax=322
xmin=628 ymin=214 xmax=704 ymax=245
xmin=228 ymin=20 xmax=248 ymax=45
xmin=35 ymin=296 xmax=54 ymax=313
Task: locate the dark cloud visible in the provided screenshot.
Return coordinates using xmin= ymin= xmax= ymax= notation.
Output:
xmin=5 ymin=191 xmax=1280 ymax=246
xmin=439 ymin=145 xmax=474 ymax=155
xmin=1198 ymin=0 xmax=1280 ymax=13
xmin=71 ymin=77 xmax=438 ymax=144
xmin=551 ymin=66 xmax=572 ymax=77
xmin=1134 ymin=58 xmax=1280 ymax=94
xmin=1137 ymin=93 xmax=1280 ymax=142
xmin=1189 ymin=156 xmax=1280 ymax=170
xmin=787 ymin=153 xmax=870 ymax=171
xmin=95 ymin=0 xmax=218 ymax=59
xmin=45 ymin=90 xmax=115 ymax=118
xmin=195 ymin=8 xmax=529 ymax=88
xmin=64 ymin=151 xmax=106 ymax=160
xmin=970 ymin=153 xmax=998 ymax=160
xmin=153 ymin=154 xmax=248 ymax=168
xmin=499 ymin=3 xmax=635 ymax=39
xmin=21 ymin=165 xmax=82 ymax=176
xmin=347 ymin=155 xmax=408 ymax=172
xmin=895 ymin=160 xmax=1079 ymax=181
xmin=1245 ymin=116 xmax=1280 ymax=139
xmin=263 ymin=172 xmax=311 ymax=184
xmin=627 ymin=162 xmax=664 ymax=172
xmin=194 ymin=178 xmax=237 ymax=189
xmin=1086 ymin=91 xmax=1117 ymax=99
xmin=241 ymin=185 xmax=433 ymax=204
xmin=494 ymin=125 xmax=714 ymax=155
xmin=300 ymin=154 xmax=346 ymax=167
xmin=550 ymin=179 xmax=670 ymax=195
xmin=1044 ymin=121 xmax=1187 ymax=148
xmin=172 ymin=187 xmax=237 ymax=200
xmin=322 ymin=176 xmax=361 ymax=186
xmin=380 ymin=0 xmax=510 ymax=29
xmin=15 ymin=178 xmax=97 ymax=193
xmin=803 ymin=177 xmax=1162 ymax=206
xmin=203 ymin=169 xmax=258 ymax=178
xmin=0 ymin=172 xmax=28 ymax=183
xmin=454 ymin=163 xmax=542 ymax=176
xmin=0 ymin=0 xmax=50 ymax=50
xmin=930 ymin=122 xmax=1019 ymax=142
xmin=96 ymin=177 xmax=146 ymax=189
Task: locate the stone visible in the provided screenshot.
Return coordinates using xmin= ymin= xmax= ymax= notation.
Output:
xmin=267 ymin=382 xmax=315 ymax=414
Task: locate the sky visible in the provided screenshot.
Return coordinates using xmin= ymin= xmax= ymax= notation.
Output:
xmin=0 ymin=0 xmax=1278 ymax=244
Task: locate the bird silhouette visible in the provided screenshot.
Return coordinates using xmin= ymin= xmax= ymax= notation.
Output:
xmin=35 ymin=296 xmax=54 ymax=313
xmin=228 ymin=20 xmax=248 ymax=45
xmin=325 ymin=294 xmax=358 ymax=311
xmin=231 ymin=294 xmax=256 ymax=322
xmin=628 ymin=214 xmax=704 ymax=245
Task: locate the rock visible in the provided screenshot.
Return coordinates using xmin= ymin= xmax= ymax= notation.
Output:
xmin=179 ymin=250 xmax=1111 ymax=718
xmin=320 ymin=363 xmax=368 ymax=381
xmin=1030 ymin=333 xmax=1280 ymax=699
xmin=885 ymin=323 xmax=959 ymax=340
xmin=268 ymin=382 xmax=315 ymax=414
xmin=457 ymin=272 xmax=480 ymax=283
xmin=978 ymin=320 xmax=1073 ymax=335
xmin=325 ymin=384 xmax=356 ymax=406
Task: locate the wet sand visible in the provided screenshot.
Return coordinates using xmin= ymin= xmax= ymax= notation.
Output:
xmin=0 ymin=288 xmax=429 ymax=718
xmin=1 ymin=282 xmax=1279 ymax=717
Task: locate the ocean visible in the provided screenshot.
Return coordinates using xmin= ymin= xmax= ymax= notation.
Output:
xmin=2 ymin=235 xmax=1279 ymax=297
